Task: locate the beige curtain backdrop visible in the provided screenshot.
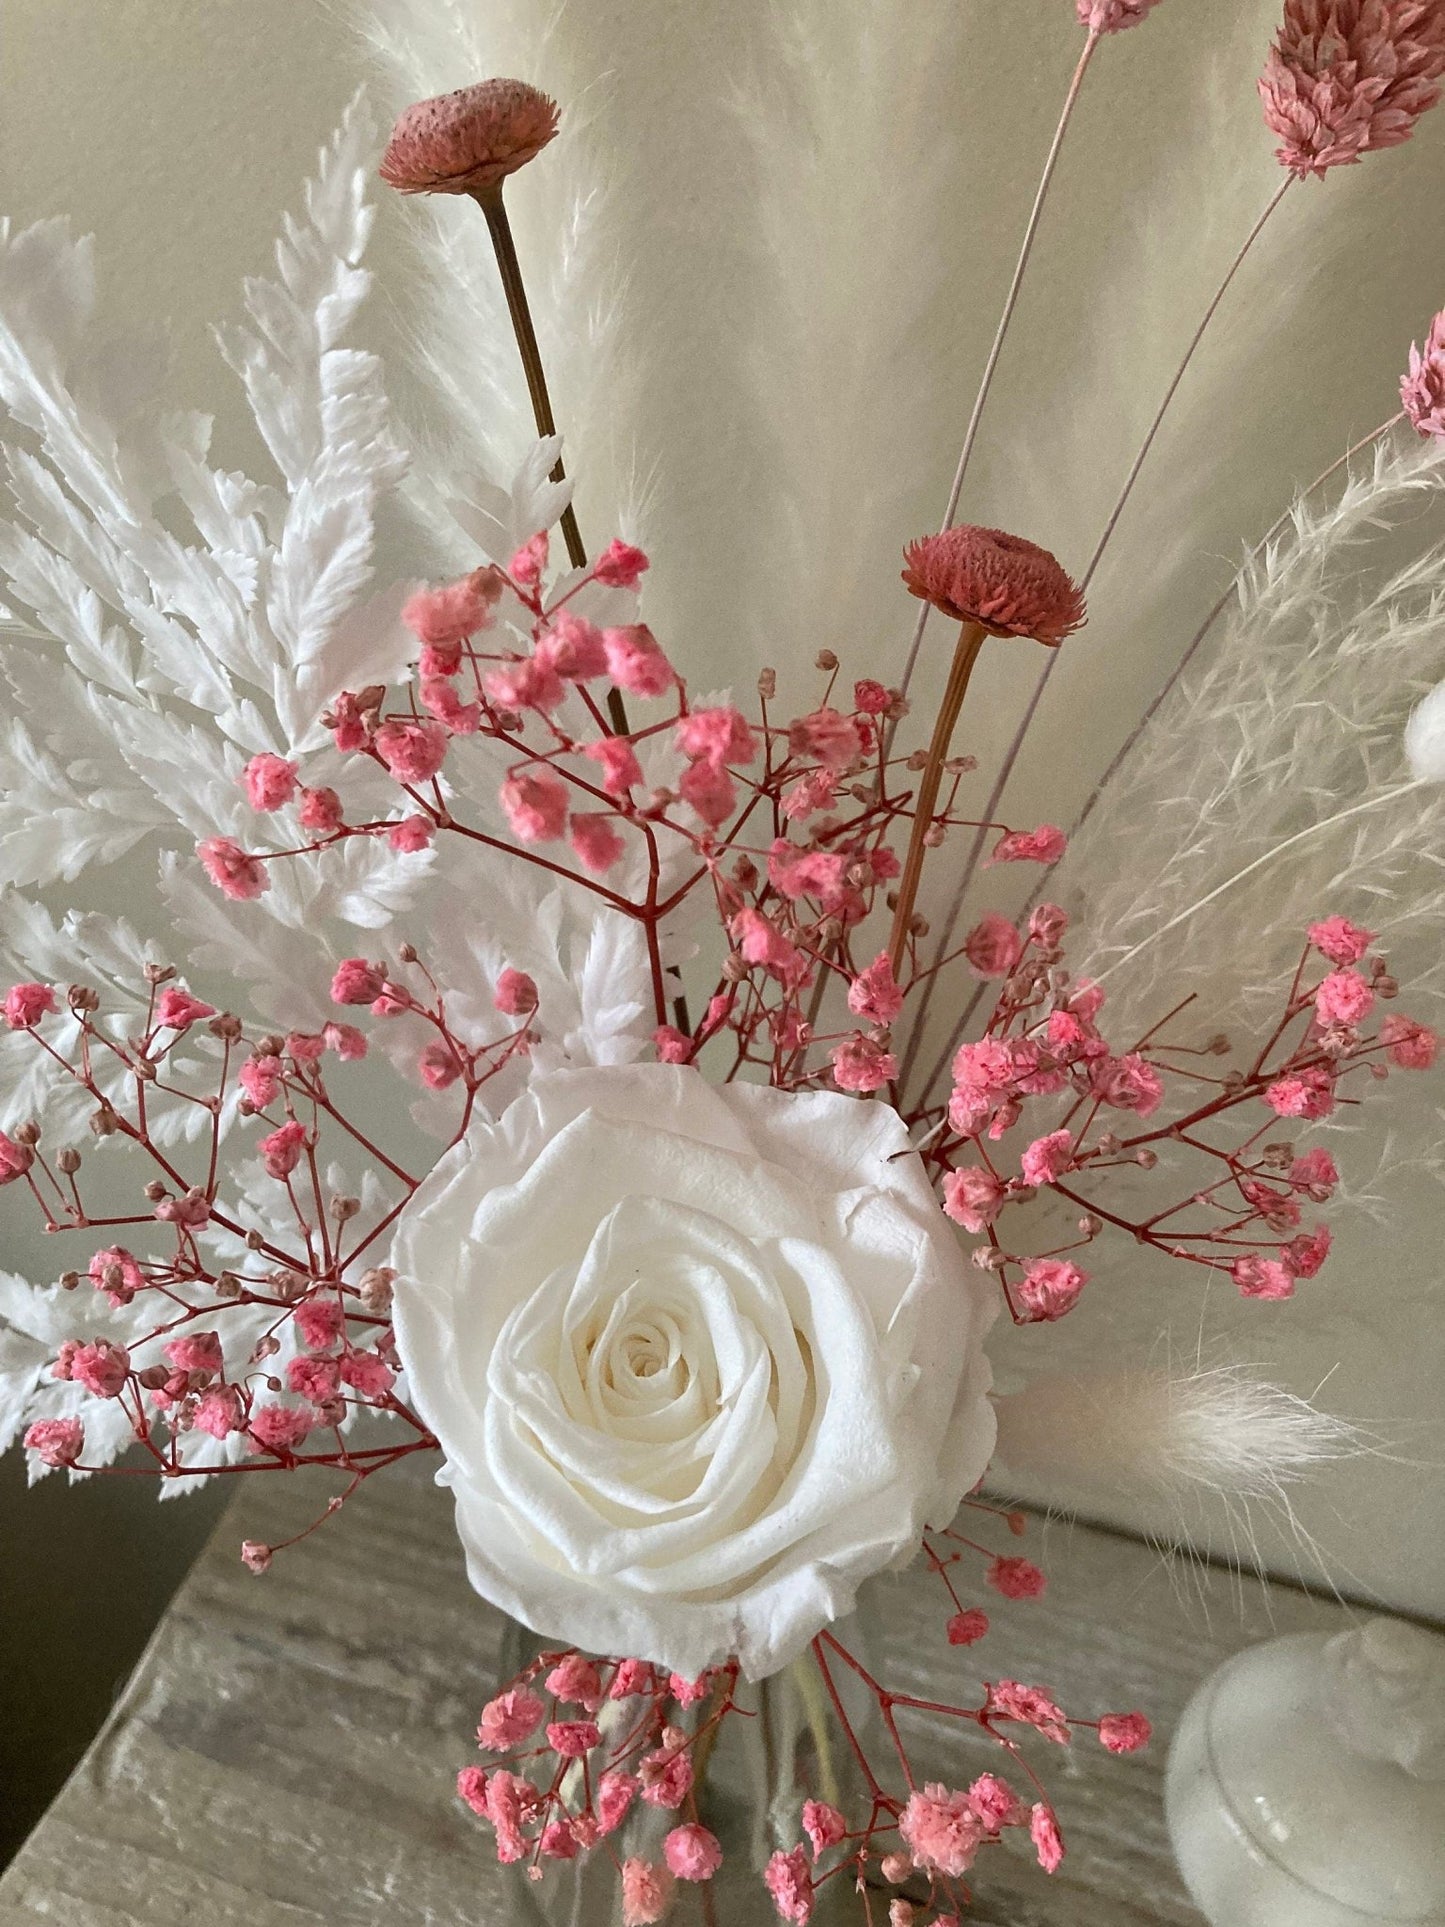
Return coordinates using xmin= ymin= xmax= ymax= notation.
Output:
xmin=1 ymin=0 xmax=1442 ymax=1833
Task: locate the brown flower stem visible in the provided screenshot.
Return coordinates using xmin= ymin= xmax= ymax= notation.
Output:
xmin=900 ymin=175 xmax=1294 ymax=1099
xmin=888 ymin=622 xmax=986 ymax=977
xmin=473 ymin=185 xmax=629 ymax=735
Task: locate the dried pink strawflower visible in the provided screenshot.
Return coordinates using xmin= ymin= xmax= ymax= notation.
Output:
xmin=1402 ymin=308 xmax=1445 ymax=434
xmin=1259 ymin=0 xmax=1445 ymax=178
xmin=902 ymin=525 xmax=1086 ymax=645
xmin=380 ymin=80 xmax=560 ymax=197
xmin=1078 ymin=0 xmax=1165 ymax=28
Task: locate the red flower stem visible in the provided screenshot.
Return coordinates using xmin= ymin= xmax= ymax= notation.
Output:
xmin=889 ymin=622 xmax=986 ymax=976
xmin=894 ymin=26 xmax=1102 ymax=717
xmin=810 ymin=1638 xmax=888 ymax=1801
xmin=905 ymin=177 xmax=1295 ymax=1101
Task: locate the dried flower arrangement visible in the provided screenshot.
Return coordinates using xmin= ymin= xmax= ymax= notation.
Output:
xmin=2 ymin=3 xmax=1444 ymax=1920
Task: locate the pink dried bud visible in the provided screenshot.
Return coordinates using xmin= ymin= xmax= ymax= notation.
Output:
xmin=621 ymin=1858 xmax=673 ymax=1926
xmin=477 ymin=1685 xmax=545 ymax=1751
xmin=947 ymin=1607 xmax=990 ymax=1646
xmin=24 ymin=1417 xmax=85 ymax=1467
xmin=1098 ymin=1711 xmax=1152 ymax=1753
xmin=602 ymin=624 xmax=676 ymax=699
xmin=801 ymin=1799 xmax=847 ymax=1859
xmin=545 ymin=1718 xmax=600 ymax=1759
xmin=902 ymin=525 xmax=1085 ymax=646
xmin=240 ymin=1540 xmax=273 ymax=1574
xmin=197 ymin=836 xmax=269 ymax=901
xmin=154 ymin=986 xmax=216 ymax=1030
xmin=986 ymin=1555 xmax=1047 ymax=1600
xmin=763 ymin=1847 xmax=814 ymax=1924
xmin=663 ymin=1823 xmax=723 ymax=1883
xmin=3 ymin=982 xmax=56 ymax=1029
xmin=494 ymin=968 xmax=539 ymax=1016
xmin=357 ymin=1266 xmax=396 ymax=1315
xmin=379 ymin=80 xmax=560 ymax=197
xmin=1260 ymin=0 xmax=1445 ymax=178
xmin=242 ymin=752 xmax=299 ymax=812
xmin=592 ymin=538 xmax=650 ymax=589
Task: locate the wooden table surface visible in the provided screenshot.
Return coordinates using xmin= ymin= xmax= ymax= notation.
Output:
xmin=0 ymin=1463 xmax=1366 ymax=1925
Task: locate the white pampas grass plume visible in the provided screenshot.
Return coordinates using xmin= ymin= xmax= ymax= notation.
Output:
xmin=992 ymin=1362 xmax=1359 ymax=1516
xmin=1060 ymin=425 xmax=1445 ymax=1036
xmin=1405 ymin=676 xmax=1445 ymax=781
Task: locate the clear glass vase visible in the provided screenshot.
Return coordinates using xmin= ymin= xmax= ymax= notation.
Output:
xmin=498 ymin=1592 xmax=922 ymax=1926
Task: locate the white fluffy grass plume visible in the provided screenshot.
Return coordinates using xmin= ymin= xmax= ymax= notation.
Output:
xmin=993 ymin=1360 xmax=1359 ymax=1519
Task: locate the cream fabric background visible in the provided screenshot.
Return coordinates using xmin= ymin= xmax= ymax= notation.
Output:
xmin=0 ymin=0 xmax=1441 ymax=1696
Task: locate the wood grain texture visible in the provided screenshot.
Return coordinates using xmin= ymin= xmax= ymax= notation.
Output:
xmin=0 ymin=1464 xmax=1364 ymax=1925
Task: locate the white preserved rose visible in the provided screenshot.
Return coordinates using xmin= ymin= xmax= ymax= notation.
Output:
xmin=390 ymin=1064 xmax=997 ymax=1679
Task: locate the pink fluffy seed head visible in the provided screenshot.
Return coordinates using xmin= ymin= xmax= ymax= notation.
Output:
xmin=380 ymin=80 xmax=560 ymax=197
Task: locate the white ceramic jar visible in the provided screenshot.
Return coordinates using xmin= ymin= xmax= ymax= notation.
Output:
xmin=1166 ymin=1619 xmax=1445 ymax=1927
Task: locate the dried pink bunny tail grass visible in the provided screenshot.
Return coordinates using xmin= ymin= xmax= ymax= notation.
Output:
xmin=1259 ymin=0 xmax=1445 ymax=179
xmin=1077 ymin=0 xmax=1166 ymax=30
xmin=993 ymin=1362 xmax=1360 ymax=1519
xmin=379 ymin=79 xmax=560 ymax=197
xmin=902 ymin=526 xmax=1086 ymax=647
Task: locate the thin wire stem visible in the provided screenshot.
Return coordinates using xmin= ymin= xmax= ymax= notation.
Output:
xmin=893 ymin=28 xmax=1101 ymax=720
xmin=900 ymin=175 xmax=1294 ymax=1095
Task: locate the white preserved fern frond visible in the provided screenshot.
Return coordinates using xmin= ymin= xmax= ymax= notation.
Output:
xmin=0 ymin=89 xmax=656 ymax=1131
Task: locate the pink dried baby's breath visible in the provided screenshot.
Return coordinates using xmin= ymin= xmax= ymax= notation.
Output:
xmin=1260 ymin=0 xmax=1445 ymax=178
xmin=902 ymin=525 xmax=1085 ymax=646
xmin=899 ymin=1783 xmax=985 ymax=1878
xmin=380 ymin=80 xmax=560 ymax=197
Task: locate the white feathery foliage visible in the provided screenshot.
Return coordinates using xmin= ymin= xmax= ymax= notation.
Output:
xmin=342 ymin=0 xmax=654 ymax=574
xmin=993 ymin=1360 xmax=1360 ymax=1531
xmin=0 ymin=95 xmax=415 ymax=986
xmin=1062 ymin=426 xmax=1445 ymax=1036
xmin=0 ymin=92 xmax=657 ymax=1123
